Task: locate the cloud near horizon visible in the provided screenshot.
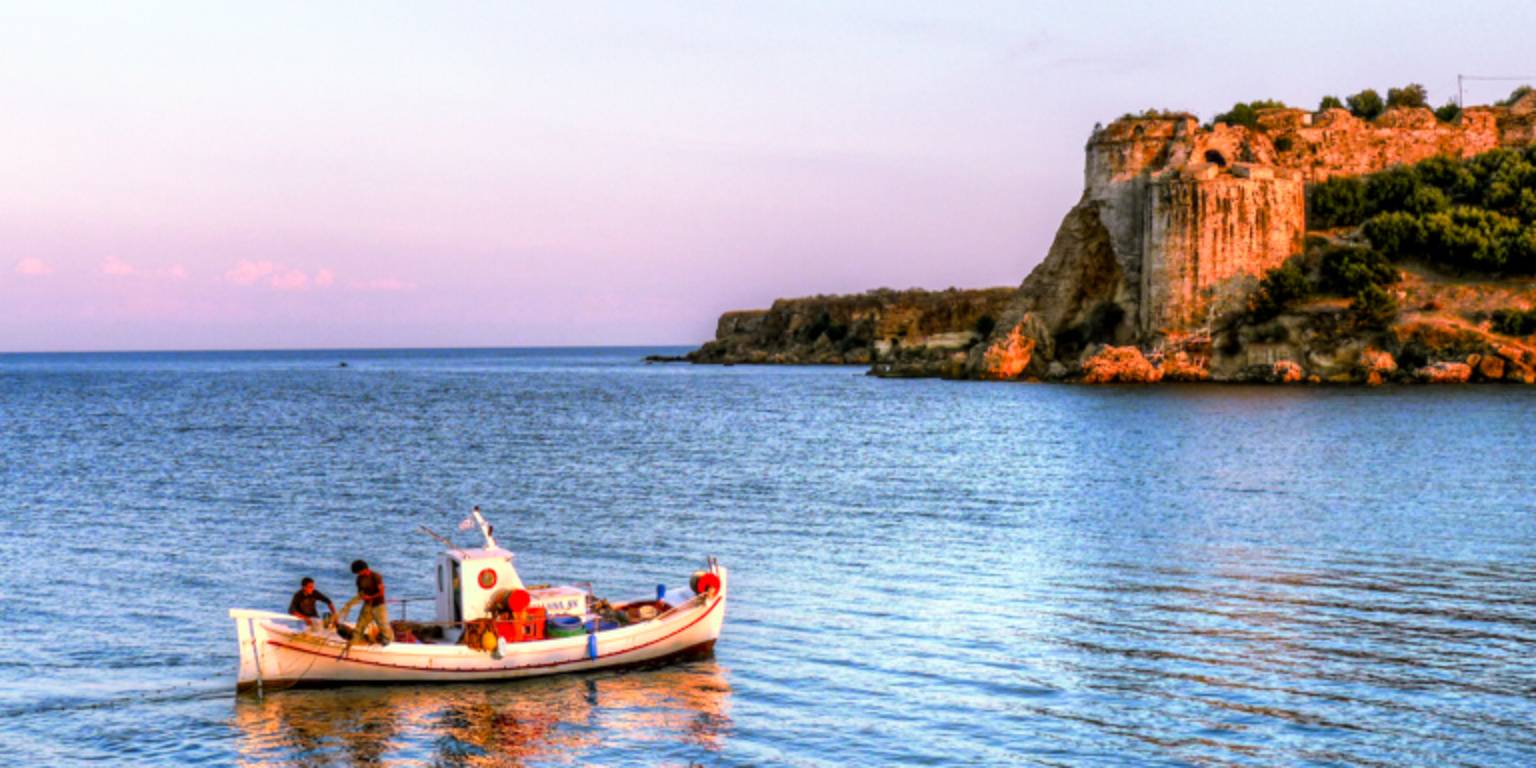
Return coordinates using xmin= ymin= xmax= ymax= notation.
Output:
xmin=224 ymin=260 xmax=335 ymax=291
xmin=15 ymin=258 xmax=53 ymax=275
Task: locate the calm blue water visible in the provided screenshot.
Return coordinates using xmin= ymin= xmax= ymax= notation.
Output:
xmin=2 ymin=347 xmax=1535 ymax=766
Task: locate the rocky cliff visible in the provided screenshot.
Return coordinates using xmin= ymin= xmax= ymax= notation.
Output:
xmin=685 ymin=287 xmax=1012 ymax=369
xmin=953 ymin=91 xmax=1536 ymax=382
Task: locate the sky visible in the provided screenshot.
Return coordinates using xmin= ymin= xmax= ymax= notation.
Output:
xmin=3 ymin=1 xmax=1534 ymax=352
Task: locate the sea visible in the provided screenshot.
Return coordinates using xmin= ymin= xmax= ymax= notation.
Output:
xmin=1 ymin=347 xmax=1534 ymax=767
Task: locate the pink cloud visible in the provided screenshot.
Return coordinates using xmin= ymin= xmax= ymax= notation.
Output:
xmin=349 ymin=276 xmax=415 ymax=291
xmin=165 ymin=264 xmax=188 ymax=279
xmin=223 ymin=260 xmax=332 ymax=290
xmin=101 ymin=254 xmax=134 ymax=275
xmin=15 ymin=257 xmax=53 ymax=275
xmin=224 ymin=260 xmax=277 ymax=285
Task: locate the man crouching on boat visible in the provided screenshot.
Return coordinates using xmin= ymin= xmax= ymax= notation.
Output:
xmin=288 ymin=577 xmax=336 ymax=629
xmin=345 ymin=559 xmax=394 ymax=646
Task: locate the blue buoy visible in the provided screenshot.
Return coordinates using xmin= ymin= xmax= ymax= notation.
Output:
xmin=587 ymin=632 xmax=597 ymax=660
xmin=657 ymin=584 xmax=666 ymax=601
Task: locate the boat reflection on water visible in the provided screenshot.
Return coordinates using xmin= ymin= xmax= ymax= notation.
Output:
xmin=231 ymin=660 xmax=732 ymax=766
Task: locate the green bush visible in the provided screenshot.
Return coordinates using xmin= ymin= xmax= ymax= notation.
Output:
xmin=1413 ymin=155 xmax=1476 ymax=196
xmin=1308 ymin=176 xmax=1369 ymax=228
xmin=1347 ymin=89 xmax=1386 ymax=120
xmin=1366 ymin=166 xmax=1422 ymax=213
xmin=1362 ymin=212 xmax=1426 ymax=259
xmin=973 ymin=314 xmax=996 ymax=338
xmin=1320 ymin=245 xmax=1398 ymax=296
xmin=1404 ymin=185 xmax=1451 ymax=215
xmin=1352 ymin=284 xmax=1398 ymax=330
xmin=1421 ymin=206 xmax=1526 ymax=273
xmin=1307 ymin=146 xmax=1536 ymax=277
xmin=1213 ymin=99 xmax=1287 ymax=130
xmin=1319 ymin=95 xmax=1344 ymax=111
xmin=1248 ymin=260 xmax=1313 ymax=322
xmin=1386 ymin=84 xmax=1428 ymax=109
xmin=1496 ymin=85 xmax=1533 ymax=107
xmin=1273 ymin=136 xmax=1294 ymax=152
xmin=1434 ymin=99 xmax=1462 ymax=123
xmin=1492 ymin=308 xmax=1536 ymax=336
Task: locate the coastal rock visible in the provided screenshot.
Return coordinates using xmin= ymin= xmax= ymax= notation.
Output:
xmin=1082 ymin=346 xmax=1162 ymax=384
xmin=1477 ymin=354 xmax=1505 ymax=381
xmin=1417 ymin=362 xmax=1472 ymax=383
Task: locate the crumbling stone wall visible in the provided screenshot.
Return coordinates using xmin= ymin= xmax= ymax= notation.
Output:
xmin=1141 ymin=166 xmax=1306 ymax=331
xmin=1062 ymin=98 xmax=1536 ymax=339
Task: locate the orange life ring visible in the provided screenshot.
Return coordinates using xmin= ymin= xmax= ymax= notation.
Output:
xmin=478 ymin=569 xmax=498 ymax=589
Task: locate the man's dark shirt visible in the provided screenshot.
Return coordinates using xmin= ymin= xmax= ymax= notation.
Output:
xmin=288 ymin=588 xmax=333 ymax=618
xmin=356 ymin=571 xmax=385 ymax=607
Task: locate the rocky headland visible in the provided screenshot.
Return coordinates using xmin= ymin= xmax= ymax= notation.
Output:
xmin=685 ymin=287 xmax=1012 ymax=374
xmin=687 ymin=86 xmax=1536 ymax=385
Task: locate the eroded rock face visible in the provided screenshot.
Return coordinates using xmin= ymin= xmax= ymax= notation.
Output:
xmin=1141 ymin=170 xmax=1305 ymax=331
xmin=993 ymin=200 xmax=1125 ymax=340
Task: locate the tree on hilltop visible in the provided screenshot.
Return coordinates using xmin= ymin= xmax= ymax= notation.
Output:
xmin=1212 ymin=99 xmax=1288 ymax=129
xmin=1386 ymin=84 xmax=1428 ymax=109
xmin=1318 ymin=95 xmax=1344 ymax=111
xmin=1347 ymin=89 xmax=1386 ymax=120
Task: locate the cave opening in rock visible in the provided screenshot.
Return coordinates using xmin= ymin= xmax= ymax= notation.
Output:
xmin=1204 ymin=149 xmax=1227 ymax=167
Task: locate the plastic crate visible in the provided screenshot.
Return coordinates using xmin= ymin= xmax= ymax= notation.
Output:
xmin=496 ymin=606 xmax=547 ymax=643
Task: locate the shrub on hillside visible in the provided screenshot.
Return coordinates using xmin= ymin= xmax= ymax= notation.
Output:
xmin=1308 ymin=176 xmax=1369 ymax=228
xmin=1362 ymin=212 xmax=1426 ymax=259
xmin=1320 ymin=245 xmax=1398 ymax=296
xmin=1420 ymin=206 xmax=1527 ymax=273
xmin=1352 ymin=284 xmax=1399 ymax=330
xmin=1248 ymin=260 xmax=1312 ymax=322
xmin=974 ymin=314 xmax=996 ymax=338
xmin=1318 ymin=95 xmax=1344 ymax=111
xmin=1366 ymin=166 xmax=1422 ymax=212
xmin=1434 ymin=99 xmax=1462 ymax=123
xmin=1492 ymin=308 xmax=1536 ymax=337
xmin=1496 ymin=85 xmax=1533 ymax=107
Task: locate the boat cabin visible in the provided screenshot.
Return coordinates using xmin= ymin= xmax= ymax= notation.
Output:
xmin=435 ymin=547 xmax=524 ymax=624
xmin=431 ymin=507 xmax=591 ymax=630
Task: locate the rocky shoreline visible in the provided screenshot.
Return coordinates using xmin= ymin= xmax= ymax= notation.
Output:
xmin=683 ymin=91 xmax=1536 ymax=386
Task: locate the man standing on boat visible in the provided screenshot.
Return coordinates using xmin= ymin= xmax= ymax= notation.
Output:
xmin=287 ymin=577 xmax=336 ymax=629
xmin=349 ymin=560 xmax=394 ymax=646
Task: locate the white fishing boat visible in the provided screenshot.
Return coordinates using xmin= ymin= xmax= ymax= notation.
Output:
xmin=229 ymin=508 xmax=728 ymax=693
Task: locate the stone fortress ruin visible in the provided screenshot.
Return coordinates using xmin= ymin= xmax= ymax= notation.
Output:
xmin=1036 ymin=93 xmax=1536 ymax=344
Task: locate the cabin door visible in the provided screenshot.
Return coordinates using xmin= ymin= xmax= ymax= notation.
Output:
xmin=451 ymin=561 xmax=463 ymax=623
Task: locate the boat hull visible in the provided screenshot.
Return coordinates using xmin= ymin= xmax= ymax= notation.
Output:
xmin=232 ymin=566 xmax=727 ymax=691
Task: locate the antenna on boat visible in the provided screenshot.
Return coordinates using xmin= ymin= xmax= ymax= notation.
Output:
xmin=465 ymin=505 xmax=499 ymax=550
xmin=418 ymin=525 xmax=467 ymax=557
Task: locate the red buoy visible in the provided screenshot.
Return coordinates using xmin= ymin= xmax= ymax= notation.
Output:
xmin=507 ymin=588 xmax=532 ymax=612
xmin=695 ymin=573 xmax=721 ymax=595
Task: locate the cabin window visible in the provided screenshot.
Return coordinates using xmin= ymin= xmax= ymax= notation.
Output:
xmin=1204 ymin=150 xmax=1227 ymax=167
xmin=438 ymin=564 xmax=443 ymax=593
